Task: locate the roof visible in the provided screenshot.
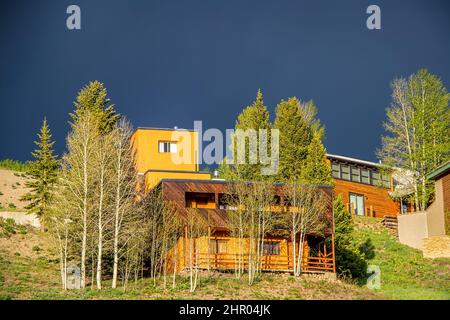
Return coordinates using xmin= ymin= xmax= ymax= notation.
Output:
xmin=326 ymin=153 xmax=382 ymax=168
xmin=135 ymin=127 xmax=196 ymax=132
xmin=426 ymin=161 xmax=450 ymax=181
xmin=158 ymin=178 xmax=334 ymax=189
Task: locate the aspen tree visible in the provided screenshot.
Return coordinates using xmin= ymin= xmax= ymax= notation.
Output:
xmin=111 ymin=120 xmax=136 ymax=289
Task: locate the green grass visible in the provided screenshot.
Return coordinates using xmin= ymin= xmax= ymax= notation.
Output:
xmin=0 ymin=159 xmax=30 ymax=172
xmin=0 ymin=230 xmax=380 ymax=300
xmin=353 ymin=217 xmax=450 ymax=300
xmin=0 ymin=219 xmax=449 ymax=300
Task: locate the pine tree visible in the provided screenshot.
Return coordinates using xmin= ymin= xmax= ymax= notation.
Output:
xmin=301 ymin=129 xmax=333 ymax=185
xmin=21 ymin=118 xmax=59 ymax=219
xmin=70 ymin=80 xmax=120 ymax=133
xmin=333 ymin=195 xmax=367 ymax=279
xmin=273 ymin=97 xmax=313 ymax=181
xmin=230 ymin=89 xmax=271 ymax=181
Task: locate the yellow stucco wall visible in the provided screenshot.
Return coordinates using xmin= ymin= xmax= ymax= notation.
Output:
xmin=132 ymin=128 xmax=211 ymax=190
xmin=132 ymin=128 xmax=200 ymax=173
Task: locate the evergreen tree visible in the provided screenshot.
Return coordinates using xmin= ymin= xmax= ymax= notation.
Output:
xmin=301 ymin=129 xmax=333 ymax=185
xmin=333 ymin=195 xmax=367 ymax=279
xmin=21 ymin=118 xmax=59 ymax=219
xmin=231 ymin=89 xmax=271 ymax=181
xmin=273 ymin=97 xmax=313 ymax=181
xmin=70 ymin=80 xmax=120 ymax=133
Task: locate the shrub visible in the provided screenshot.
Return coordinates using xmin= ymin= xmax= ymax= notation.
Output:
xmin=0 ymin=159 xmax=31 ymax=172
xmin=333 ymin=195 xmax=372 ymax=281
xmin=0 ymin=218 xmax=17 ymax=238
xmin=0 ymin=218 xmax=27 ymax=238
xmin=8 ymin=203 xmax=16 ymax=209
xmin=32 ymin=245 xmax=41 ymax=252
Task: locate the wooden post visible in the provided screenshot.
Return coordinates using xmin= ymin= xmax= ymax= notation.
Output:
xmin=370 ymin=205 xmax=374 ymax=217
xmin=184 ymin=226 xmax=188 ymax=269
xmin=331 ymin=233 xmax=336 ymax=273
xmin=207 ymin=226 xmax=211 ymax=271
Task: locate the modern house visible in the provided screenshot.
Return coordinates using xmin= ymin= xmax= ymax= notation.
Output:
xmin=132 ymin=127 xmax=335 ymax=273
xmin=159 ymin=179 xmax=335 ymax=273
xmin=131 ymin=127 xmax=211 ymax=190
xmin=131 ymin=127 xmax=411 ymax=273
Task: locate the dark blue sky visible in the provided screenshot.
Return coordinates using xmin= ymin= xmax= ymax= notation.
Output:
xmin=1 ymin=0 xmax=449 ymax=163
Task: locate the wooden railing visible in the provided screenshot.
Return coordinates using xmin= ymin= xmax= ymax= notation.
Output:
xmin=190 ymin=252 xmax=334 ymax=273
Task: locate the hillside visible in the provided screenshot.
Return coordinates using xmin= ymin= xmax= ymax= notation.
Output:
xmin=0 ymin=169 xmax=30 ymax=211
xmin=0 ymin=216 xmax=449 ymax=300
xmin=354 ymin=217 xmax=450 ymax=300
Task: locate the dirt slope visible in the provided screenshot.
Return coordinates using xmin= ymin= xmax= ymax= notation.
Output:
xmin=0 ymin=169 xmax=30 ymax=210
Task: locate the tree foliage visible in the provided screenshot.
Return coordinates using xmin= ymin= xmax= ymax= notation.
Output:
xmin=301 ymin=129 xmax=333 ymax=185
xmin=229 ymin=89 xmax=271 ymax=181
xmin=21 ymin=118 xmax=59 ymax=219
xmin=333 ymin=195 xmax=368 ymax=279
xmin=378 ymin=69 xmax=450 ymax=210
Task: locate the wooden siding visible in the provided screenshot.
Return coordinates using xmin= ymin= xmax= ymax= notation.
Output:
xmin=166 ymin=234 xmax=334 ymax=273
xmin=442 ymin=173 xmax=450 ymax=235
xmin=160 ymin=180 xmax=334 ymax=235
xmin=443 ymin=173 xmax=450 ymax=213
xmin=334 ymin=179 xmax=400 ymax=217
xmin=160 ymin=180 xmax=335 ymax=273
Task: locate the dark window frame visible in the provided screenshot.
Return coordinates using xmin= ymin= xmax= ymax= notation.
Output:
xmin=262 ymin=241 xmax=280 ymax=255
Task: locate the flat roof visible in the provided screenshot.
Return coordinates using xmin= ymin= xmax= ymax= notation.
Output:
xmin=326 ymin=153 xmax=382 ymax=168
xmin=158 ymin=178 xmax=334 ymax=189
xmin=135 ymin=127 xmax=196 ymax=132
xmin=426 ymin=160 xmax=450 ymax=181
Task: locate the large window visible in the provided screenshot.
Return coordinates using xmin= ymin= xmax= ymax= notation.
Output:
xmin=381 ymin=174 xmax=391 ymax=188
xmin=332 ymin=163 xmax=340 ymax=179
xmin=371 ymin=171 xmax=380 ymax=186
xmin=350 ymin=166 xmax=360 ymax=183
xmin=361 ymin=169 xmax=370 ymax=184
xmin=158 ymin=141 xmax=177 ymax=153
xmin=341 ymin=165 xmax=350 ymax=180
xmin=262 ymin=241 xmax=280 ymax=255
xmin=331 ymin=161 xmax=390 ymax=188
xmin=349 ymin=193 xmax=365 ymax=216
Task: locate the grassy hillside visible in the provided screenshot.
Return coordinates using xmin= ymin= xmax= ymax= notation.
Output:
xmin=0 ymin=217 xmax=448 ymax=300
xmin=353 ymin=217 xmax=450 ymax=300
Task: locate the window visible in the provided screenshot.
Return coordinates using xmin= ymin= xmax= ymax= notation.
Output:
xmin=158 ymin=141 xmax=177 ymax=153
xmin=209 ymin=239 xmax=228 ymax=254
xmin=350 ymin=166 xmax=360 ymax=183
xmin=381 ymin=174 xmax=390 ymax=188
xmin=262 ymin=241 xmax=280 ymax=255
xmin=341 ymin=165 xmax=350 ymax=180
xmin=349 ymin=193 xmax=365 ymax=216
xmin=371 ymin=171 xmax=380 ymax=186
xmin=332 ymin=163 xmax=340 ymax=179
xmin=361 ymin=169 xmax=370 ymax=184
xmin=185 ymin=192 xmax=215 ymax=208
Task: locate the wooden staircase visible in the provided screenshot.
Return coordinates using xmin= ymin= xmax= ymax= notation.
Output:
xmin=381 ymin=215 xmax=398 ymax=232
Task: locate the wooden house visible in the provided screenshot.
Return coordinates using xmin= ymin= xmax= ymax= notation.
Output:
xmin=328 ymin=154 xmax=406 ymax=217
xmin=157 ymin=179 xmax=335 ymax=273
